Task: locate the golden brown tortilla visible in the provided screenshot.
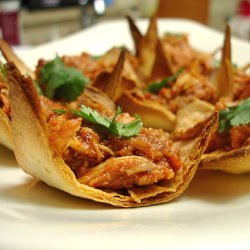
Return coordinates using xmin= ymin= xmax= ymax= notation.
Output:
xmin=200 ymin=146 xmax=250 ymax=174
xmin=0 ymin=39 xmax=36 ymax=150
xmin=117 ymin=89 xmax=176 ymax=132
xmin=7 ymin=60 xmax=217 ymax=207
xmin=127 ymin=14 xmax=159 ymax=79
xmin=172 ymin=99 xmax=250 ymax=175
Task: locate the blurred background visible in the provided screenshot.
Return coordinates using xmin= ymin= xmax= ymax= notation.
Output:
xmin=0 ymin=0 xmax=250 ymax=46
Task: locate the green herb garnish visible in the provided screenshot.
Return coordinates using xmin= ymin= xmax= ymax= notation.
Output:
xmin=53 ymin=109 xmax=67 ymax=115
xmin=218 ymin=98 xmax=250 ymax=133
xmin=147 ymin=69 xmax=184 ymax=94
xmin=72 ymin=105 xmax=142 ymax=137
xmin=39 ymin=56 xmax=89 ymax=101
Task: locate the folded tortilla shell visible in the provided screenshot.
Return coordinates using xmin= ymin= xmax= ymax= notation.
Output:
xmin=0 ymin=39 xmax=36 ymax=150
xmin=0 ymin=39 xmax=34 ymax=78
xmin=93 ymin=49 xmax=136 ymax=102
xmin=117 ymin=90 xmax=176 ymax=132
xmin=127 ymin=14 xmax=158 ymax=79
xmin=172 ymin=99 xmax=215 ymax=139
xmin=216 ymin=25 xmax=233 ymax=99
xmin=200 ymin=146 xmax=250 ymax=174
xmin=7 ymin=62 xmax=218 ymax=207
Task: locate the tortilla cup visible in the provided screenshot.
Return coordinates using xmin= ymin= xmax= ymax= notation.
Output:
xmin=7 ymin=62 xmax=218 ymax=207
xmin=173 ymin=99 xmax=250 ymax=174
xmin=0 ymin=39 xmax=36 ymax=150
xmin=0 ymin=39 xmax=34 ymax=78
xmin=200 ymin=146 xmax=250 ymax=174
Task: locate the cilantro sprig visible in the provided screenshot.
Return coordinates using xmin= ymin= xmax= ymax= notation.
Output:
xmin=147 ymin=69 xmax=184 ymax=94
xmin=39 ymin=56 xmax=89 ymax=101
xmin=53 ymin=109 xmax=67 ymax=115
xmin=59 ymin=105 xmax=143 ymax=137
xmin=218 ymin=98 xmax=250 ymax=133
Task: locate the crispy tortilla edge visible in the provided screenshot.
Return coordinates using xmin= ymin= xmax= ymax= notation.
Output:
xmin=7 ymin=62 xmax=218 ymax=207
xmin=200 ymin=146 xmax=250 ymax=174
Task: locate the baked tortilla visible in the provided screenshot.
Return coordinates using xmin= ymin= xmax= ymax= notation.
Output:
xmin=0 ymin=39 xmax=34 ymax=78
xmin=173 ymin=99 xmax=250 ymax=174
xmin=117 ymin=89 xmax=176 ymax=131
xmin=0 ymin=39 xmax=35 ymax=150
xmin=215 ymin=25 xmax=233 ymax=99
xmin=93 ymin=49 xmax=137 ymax=102
xmin=7 ymin=60 xmax=217 ymax=207
xmin=200 ymin=147 xmax=250 ymax=174
xmin=127 ymin=14 xmax=159 ymax=79
xmin=172 ymin=98 xmax=215 ymax=139
xmin=199 ymin=27 xmax=250 ymax=174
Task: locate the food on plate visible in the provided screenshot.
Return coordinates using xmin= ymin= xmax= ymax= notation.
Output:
xmin=6 ymin=62 xmax=217 ymax=207
xmin=1 ymin=13 xmax=249 ymax=183
xmin=93 ymin=49 xmax=138 ymax=102
xmin=199 ymin=25 xmax=250 ymax=174
xmin=93 ymin=15 xmax=217 ymax=131
xmin=94 ymin=50 xmax=176 ymax=131
xmin=171 ymin=25 xmax=250 ymax=174
xmin=0 ymin=39 xmax=34 ymax=78
xmin=200 ymin=98 xmax=250 ymax=174
xmin=0 ymin=39 xmax=39 ymax=150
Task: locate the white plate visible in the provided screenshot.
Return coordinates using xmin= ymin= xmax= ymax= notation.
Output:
xmin=1 ymin=19 xmax=250 ymax=250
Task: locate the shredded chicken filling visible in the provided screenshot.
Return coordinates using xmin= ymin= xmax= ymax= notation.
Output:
xmin=161 ymin=34 xmax=213 ymax=75
xmin=206 ymin=99 xmax=250 ymax=152
xmin=206 ymin=124 xmax=250 ymax=152
xmin=47 ymin=112 xmax=182 ymax=189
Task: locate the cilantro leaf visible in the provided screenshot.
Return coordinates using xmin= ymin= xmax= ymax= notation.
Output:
xmin=39 ymin=56 xmax=89 ymax=101
xmin=53 ymin=109 xmax=67 ymax=115
xmin=72 ymin=105 xmax=142 ymax=137
xmin=71 ymin=105 xmax=110 ymax=128
xmin=147 ymin=69 xmax=184 ymax=94
xmin=218 ymin=98 xmax=250 ymax=133
xmin=111 ymin=114 xmax=142 ymax=137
